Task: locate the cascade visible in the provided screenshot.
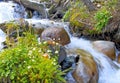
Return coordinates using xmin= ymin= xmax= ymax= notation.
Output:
xmin=0 ymin=1 xmax=48 ymax=23
xmin=0 ymin=1 xmax=120 ymax=83
xmin=0 ymin=1 xmax=26 ymax=23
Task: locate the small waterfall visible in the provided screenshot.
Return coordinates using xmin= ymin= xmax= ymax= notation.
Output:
xmin=31 ymin=3 xmax=48 ymax=19
xmin=0 ymin=1 xmax=48 ymax=23
xmin=0 ymin=1 xmax=27 ymax=23
xmin=13 ymin=2 xmax=27 ymax=18
xmin=42 ymin=2 xmax=48 ymax=19
xmin=28 ymin=0 xmax=48 ymax=19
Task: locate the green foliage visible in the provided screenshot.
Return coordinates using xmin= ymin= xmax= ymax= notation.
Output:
xmin=62 ymin=0 xmax=92 ymax=32
xmin=0 ymin=32 xmax=65 ymax=83
xmin=5 ymin=22 xmax=21 ymax=47
xmin=62 ymin=1 xmax=90 ymax=19
xmin=69 ymin=1 xmax=90 ymax=27
xmin=62 ymin=10 xmax=70 ymax=22
xmin=105 ymin=0 xmax=118 ymax=10
xmin=94 ymin=7 xmax=112 ymax=32
xmin=62 ymin=0 xmax=118 ymax=34
xmin=5 ymin=21 xmax=20 ymax=35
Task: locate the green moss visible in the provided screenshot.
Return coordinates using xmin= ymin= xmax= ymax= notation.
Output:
xmin=62 ymin=9 xmax=70 ymax=22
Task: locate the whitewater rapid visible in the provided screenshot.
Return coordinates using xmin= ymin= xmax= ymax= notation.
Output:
xmin=0 ymin=1 xmax=26 ymax=23
xmin=66 ymin=37 xmax=120 ymax=83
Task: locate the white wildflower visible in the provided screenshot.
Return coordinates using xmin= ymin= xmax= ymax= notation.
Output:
xmin=55 ymin=42 xmax=59 ymax=45
xmin=53 ymin=38 xmax=56 ymax=40
xmin=32 ymin=48 xmax=36 ymax=51
xmin=52 ymin=62 xmax=56 ymax=65
xmin=32 ymin=59 xmax=35 ymax=62
xmin=38 ymin=42 xmax=42 ymax=45
xmin=27 ymin=66 xmax=31 ymax=69
xmin=53 ymin=59 xmax=56 ymax=62
xmin=47 ymin=49 xmax=52 ymax=53
xmin=38 ymin=49 xmax=42 ymax=52
xmin=24 ymin=61 xmax=26 ymax=63
xmin=55 ymin=50 xmax=59 ymax=54
xmin=43 ymin=41 xmax=47 ymax=44
xmin=28 ymin=50 xmax=32 ymax=55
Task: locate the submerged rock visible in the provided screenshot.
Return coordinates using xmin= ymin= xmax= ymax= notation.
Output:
xmin=92 ymin=40 xmax=116 ymax=60
xmin=72 ymin=49 xmax=98 ymax=83
xmin=40 ymin=27 xmax=70 ymax=46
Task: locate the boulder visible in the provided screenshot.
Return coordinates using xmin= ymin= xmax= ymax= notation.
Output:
xmin=58 ymin=46 xmax=67 ymax=65
xmin=40 ymin=27 xmax=70 ymax=46
xmin=92 ymin=41 xmax=116 ymax=60
xmin=72 ymin=49 xmax=98 ymax=83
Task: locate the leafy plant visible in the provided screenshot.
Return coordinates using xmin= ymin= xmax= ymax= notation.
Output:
xmin=94 ymin=7 xmax=112 ymax=32
xmin=0 ymin=32 xmax=66 ymax=83
xmin=62 ymin=9 xmax=70 ymax=22
xmin=63 ymin=1 xmax=89 ymax=22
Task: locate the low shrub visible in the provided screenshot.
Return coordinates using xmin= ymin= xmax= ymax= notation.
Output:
xmin=0 ymin=33 xmax=65 ymax=83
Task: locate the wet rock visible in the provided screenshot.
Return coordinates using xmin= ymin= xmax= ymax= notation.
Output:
xmin=58 ymin=46 xmax=67 ymax=65
xmin=48 ymin=44 xmax=67 ymax=65
xmin=0 ymin=23 xmax=7 ymax=32
xmin=72 ymin=49 xmax=98 ymax=83
xmin=117 ymin=53 xmax=120 ymax=63
xmin=41 ymin=27 xmax=70 ymax=46
xmin=114 ymin=29 xmax=120 ymax=43
xmin=60 ymin=55 xmax=76 ymax=70
xmin=92 ymin=40 xmax=116 ymax=60
xmin=33 ymin=28 xmax=44 ymax=37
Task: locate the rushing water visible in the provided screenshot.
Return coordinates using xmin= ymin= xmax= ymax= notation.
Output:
xmin=0 ymin=1 xmax=26 ymax=23
xmin=66 ymin=37 xmax=120 ymax=83
xmin=0 ymin=1 xmax=120 ymax=83
xmin=0 ymin=1 xmax=47 ymax=23
xmin=0 ymin=29 xmax=6 ymax=50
